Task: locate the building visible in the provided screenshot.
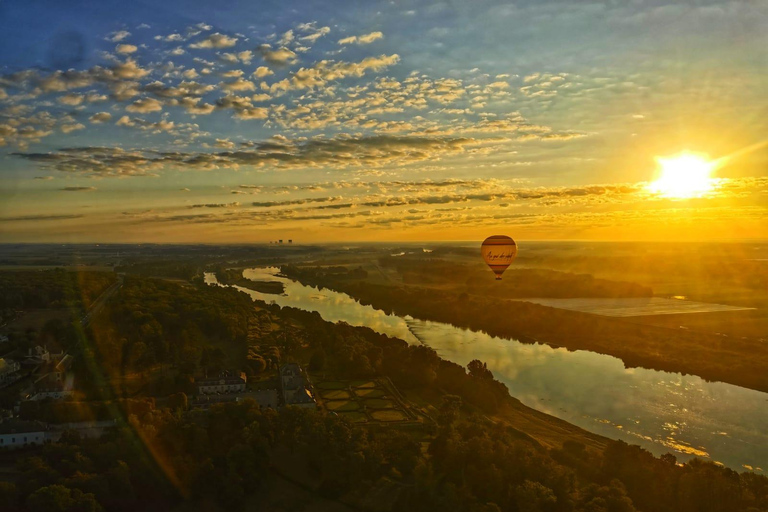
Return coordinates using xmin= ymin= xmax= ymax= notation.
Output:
xmin=279 ymin=363 xmax=316 ymax=409
xmin=25 ymin=344 xmax=64 ymax=365
xmin=0 ymin=358 xmax=21 ymax=388
xmin=196 ymin=371 xmax=247 ymax=395
xmin=0 ymin=419 xmax=47 ymax=449
xmin=28 ymin=354 xmax=75 ymax=401
xmin=251 ymin=389 xmax=279 ymax=409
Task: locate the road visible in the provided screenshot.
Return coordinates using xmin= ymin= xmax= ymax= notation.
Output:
xmin=81 ymin=273 xmax=124 ymax=327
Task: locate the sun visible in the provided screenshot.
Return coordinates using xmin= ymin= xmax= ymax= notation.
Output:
xmin=647 ymin=152 xmax=716 ymax=199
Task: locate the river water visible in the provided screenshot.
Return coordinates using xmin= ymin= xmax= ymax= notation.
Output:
xmin=205 ymin=268 xmax=768 ymax=472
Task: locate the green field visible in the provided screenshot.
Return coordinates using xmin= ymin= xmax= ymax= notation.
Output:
xmin=371 ymin=410 xmax=407 ymax=422
xmin=337 ymin=411 xmax=368 ymax=423
xmin=354 ymin=388 xmax=385 ymax=398
xmin=315 ymin=381 xmax=347 ymax=390
xmin=351 ymin=380 xmax=377 ymax=389
xmin=325 ymin=400 xmax=360 ymax=412
xmin=321 ymin=389 xmax=351 ymax=400
xmin=363 ymin=398 xmax=396 ymax=409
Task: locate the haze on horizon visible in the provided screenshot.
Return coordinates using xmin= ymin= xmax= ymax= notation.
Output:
xmin=1 ymin=0 xmax=766 ymax=243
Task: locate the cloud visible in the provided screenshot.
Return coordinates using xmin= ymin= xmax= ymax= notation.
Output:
xmin=169 ymin=97 xmax=216 ymax=115
xmin=338 ymin=31 xmax=384 ymax=45
xmin=1 ymin=214 xmax=84 ymax=222
xmin=12 ymin=134 xmax=498 ymax=177
xmin=116 ymin=115 xmax=176 ymax=132
xmin=189 ymin=33 xmax=238 ymax=49
xmin=116 ymin=44 xmax=138 ymax=54
xmin=125 ymin=97 xmax=163 ymax=113
xmin=108 ymin=30 xmax=131 ymax=42
xmin=258 ymin=45 xmax=298 ymax=66
xmin=57 ymin=93 xmax=84 ymax=106
xmin=253 ymin=66 xmax=274 ymax=78
xmin=299 ymin=26 xmax=330 ymax=43
xmin=60 ymin=123 xmax=86 ymax=134
xmin=18 ymin=127 xmax=52 ymax=139
xmin=220 ymin=78 xmax=256 ymax=92
xmin=268 ymin=54 xmax=400 ymax=93
xmin=89 ymin=112 xmax=112 ymax=123
xmin=190 ymin=201 xmax=240 ymax=208
xmin=61 ymin=186 xmax=96 ymax=192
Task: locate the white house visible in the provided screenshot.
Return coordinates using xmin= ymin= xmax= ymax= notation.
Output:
xmin=279 ymin=363 xmax=316 ymax=409
xmin=0 ymin=419 xmax=46 ymax=449
xmin=28 ymin=354 xmax=75 ymax=401
xmin=196 ymin=371 xmax=247 ymax=395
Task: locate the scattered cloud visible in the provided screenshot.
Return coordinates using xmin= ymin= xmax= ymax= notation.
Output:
xmin=89 ymin=112 xmax=113 ymax=123
xmin=125 ymin=97 xmax=163 ymax=113
xmin=339 ymin=31 xmax=384 ymax=45
xmin=1 ymin=214 xmax=84 ymax=222
xmin=61 ymin=186 xmax=97 ymax=192
xmin=189 ymin=33 xmax=238 ymax=49
xmin=108 ymin=30 xmax=131 ymax=42
xmin=116 ymin=44 xmax=138 ymax=54
xmin=258 ymin=45 xmax=298 ymax=66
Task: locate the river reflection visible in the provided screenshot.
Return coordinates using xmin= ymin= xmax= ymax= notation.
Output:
xmin=205 ymin=268 xmax=768 ymax=472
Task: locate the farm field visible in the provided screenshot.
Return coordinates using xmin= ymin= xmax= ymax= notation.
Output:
xmin=517 ymin=297 xmax=754 ymax=317
xmin=314 ymin=378 xmax=415 ymax=425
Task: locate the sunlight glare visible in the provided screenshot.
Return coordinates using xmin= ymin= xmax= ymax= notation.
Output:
xmin=647 ymin=152 xmax=716 ymax=199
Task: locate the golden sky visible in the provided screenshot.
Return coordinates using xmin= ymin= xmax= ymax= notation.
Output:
xmin=1 ymin=0 xmax=766 ymax=242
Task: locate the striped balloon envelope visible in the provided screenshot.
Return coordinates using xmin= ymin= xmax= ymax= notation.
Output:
xmin=481 ymin=235 xmax=518 ymax=280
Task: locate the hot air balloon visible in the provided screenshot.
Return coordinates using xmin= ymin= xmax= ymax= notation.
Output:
xmin=481 ymin=235 xmax=517 ymax=280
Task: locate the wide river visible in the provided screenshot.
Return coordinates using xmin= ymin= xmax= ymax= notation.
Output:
xmin=205 ymin=268 xmax=768 ymax=472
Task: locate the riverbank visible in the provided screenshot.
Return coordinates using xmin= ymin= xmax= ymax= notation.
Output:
xmin=282 ymin=271 xmax=768 ymax=394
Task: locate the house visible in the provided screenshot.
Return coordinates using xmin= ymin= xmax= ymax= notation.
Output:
xmin=196 ymin=371 xmax=247 ymax=395
xmin=0 ymin=358 xmax=21 ymax=388
xmin=28 ymin=354 xmax=75 ymax=401
xmin=279 ymin=363 xmax=316 ymax=409
xmin=25 ymin=344 xmax=64 ymax=365
xmin=251 ymin=389 xmax=279 ymax=409
xmin=0 ymin=419 xmax=47 ymax=449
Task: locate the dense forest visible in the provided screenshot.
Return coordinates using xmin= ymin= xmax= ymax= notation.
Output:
xmin=83 ymin=276 xmax=255 ymax=396
xmin=0 ymin=270 xmax=116 ymax=310
xmin=281 ymin=268 xmax=768 ymax=393
xmin=3 ymin=399 xmax=767 ymax=512
xmin=115 ymin=261 xmax=200 ymax=281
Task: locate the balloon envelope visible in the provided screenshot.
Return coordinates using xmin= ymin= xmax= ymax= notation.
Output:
xmin=481 ymin=235 xmax=517 ymax=280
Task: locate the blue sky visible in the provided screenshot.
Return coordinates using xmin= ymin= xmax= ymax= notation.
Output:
xmin=1 ymin=0 xmax=766 ymax=242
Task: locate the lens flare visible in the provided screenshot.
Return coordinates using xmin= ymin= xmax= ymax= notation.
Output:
xmin=648 ymin=152 xmax=716 ymax=199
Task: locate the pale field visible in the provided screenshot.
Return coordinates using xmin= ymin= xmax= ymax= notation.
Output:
xmin=517 ymin=297 xmax=754 ymax=317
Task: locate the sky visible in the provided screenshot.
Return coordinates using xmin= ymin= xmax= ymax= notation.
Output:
xmin=0 ymin=0 xmax=766 ymax=243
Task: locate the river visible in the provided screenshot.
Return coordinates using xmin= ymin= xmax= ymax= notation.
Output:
xmin=205 ymin=268 xmax=768 ymax=473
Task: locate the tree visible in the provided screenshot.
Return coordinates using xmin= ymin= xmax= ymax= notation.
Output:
xmin=168 ymin=392 xmax=188 ymax=412
xmin=0 ymin=482 xmax=19 ymax=512
xmin=515 ymin=480 xmax=557 ymax=512
xmin=467 ymin=360 xmax=494 ymax=380
xmin=438 ymin=395 xmax=462 ymax=427
xmin=26 ymin=485 xmax=74 ymax=512
xmin=309 ymin=350 xmax=326 ymax=371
